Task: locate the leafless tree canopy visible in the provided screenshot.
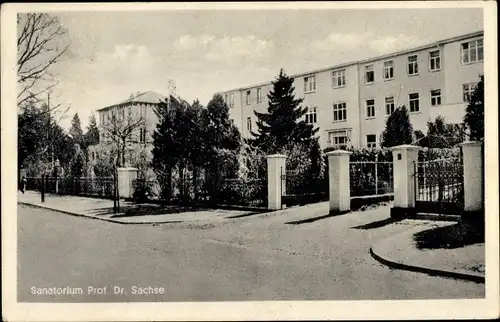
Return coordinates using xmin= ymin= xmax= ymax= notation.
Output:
xmin=100 ymin=107 xmax=146 ymax=167
xmin=17 ymin=13 xmax=69 ymax=106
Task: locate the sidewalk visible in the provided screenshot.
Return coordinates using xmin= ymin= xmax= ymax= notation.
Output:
xmin=17 ymin=191 xmax=258 ymax=224
xmin=370 ymin=222 xmax=485 ymax=283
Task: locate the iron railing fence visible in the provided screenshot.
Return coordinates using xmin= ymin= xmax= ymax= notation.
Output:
xmin=25 ymin=176 xmax=115 ymax=199
xmin=414 ymin=158 xmax=464 ymax=207
xmin=215 ymin=178 xmax=268 ymax=207
xmin=349 ymin=161 xmax=394 ymax=197
xmin=131 ymin=178 xmax=161 ymax=201
xmin=281 ymin=167 xmax=329 ymax=207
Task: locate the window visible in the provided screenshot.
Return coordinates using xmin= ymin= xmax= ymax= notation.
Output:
xmin=305 ymin=107 xmax=317 ymax=124
xmin=385 ymin=96 xmax=395 ymax=115
xmin=246 ymin=90 xmax=251 ymax=105
xmin=429 ymin=50 xmax=441 ymax=71
xmin=246 ymin=117 xmax=252 ymax=132
xmin=230 ymin=93 xmax=234 ymax=107
xmin=139 ymin=128 xmax=147 ymax=143
xmin=409 ymin=92 xmax=420 ymax=112
xmin=461 ymin=39 xmax=483 ymax=64
xmin=407 ymin=55 xmax=419 ymax=75
xmin=366 ymin=134 xmax=377 ymax=149
xmin=100 ymin=113 xmax=104 ymax=126
xmin=383 ymin=60 xmax=394 ymax=80
xmin=462 ymin=83 xmax=477 ymax=102
xmin=140 ymin=105 xmax=147 ymax=119
xmin=121 ymin=107 xmax=125 ymax=120
xmin=257 ymin=88 xmax=262 ymax=103
xmin=366 ymin=99 xmax=375 ymax=118
xmin=365 ymin=64 xmax=374 ymax=84
xmin=430 ymin=89 xmax=442 ymax=106
xmin=328 ymin=129 xmax=351 ymax=149
xmin=333 ymin=102 xmax=347 ymax=122
xmin=304 ymin=75 xmax=316 ymax=93
xmin=224 ymin=94 xmax=229 ymax=105
xmin=332 ymin=69 xmax=346 ymax=88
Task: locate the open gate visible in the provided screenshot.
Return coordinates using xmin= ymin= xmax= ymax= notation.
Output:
xmin=414 ymin=155 xmax=464 ymax=215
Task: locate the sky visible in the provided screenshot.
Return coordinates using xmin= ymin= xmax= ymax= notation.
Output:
xmin=41 ymin=7 xmax=483 ymax=130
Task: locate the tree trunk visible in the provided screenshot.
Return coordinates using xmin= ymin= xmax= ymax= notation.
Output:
xmin=192 ymin=163 xmax=198 ymax=201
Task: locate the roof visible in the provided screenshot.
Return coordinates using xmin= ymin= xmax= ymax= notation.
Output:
xmin=222 ymin=30 xmax=484 ymax=93
xmin=98 ymin=90 xmax=167 ymax=111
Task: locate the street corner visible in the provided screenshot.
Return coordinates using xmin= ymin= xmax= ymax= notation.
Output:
xmin=370 ymin=222 xmax=485 ymax=283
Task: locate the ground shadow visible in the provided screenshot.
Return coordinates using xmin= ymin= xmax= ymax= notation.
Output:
xmin=413 ymin=222 xmax=485 ymax=249
xmin=351 ymin=217 xmax=403 ymax=230
xmin=285 ymin=211 xmax=350 ymax=225
xmin=87 ymin=204 xmax=210 ymax=218
xmin=227 ymin=211 xmax=270 ymax=219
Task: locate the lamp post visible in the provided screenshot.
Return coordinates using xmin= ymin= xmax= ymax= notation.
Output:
xmin=54 ymin=159 xmax=60 ymax=194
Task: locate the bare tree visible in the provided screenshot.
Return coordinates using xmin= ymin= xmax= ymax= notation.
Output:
xmin=17 ymin=13 xmax=69 ymax=106
xmin=100 ymin=106 xmax=146 ymax=167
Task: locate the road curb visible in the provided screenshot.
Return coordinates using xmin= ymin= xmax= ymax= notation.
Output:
xmin=18 ymin=202 xmax=184 ymax=225
xmin=370 ymin=237 xmax=485 ymax=284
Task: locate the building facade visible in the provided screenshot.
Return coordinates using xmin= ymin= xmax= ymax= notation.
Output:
xmin=222 ymin=31 xmax=484 ymax=150
xmin=88 ymin=91 xmax=171 ymax=168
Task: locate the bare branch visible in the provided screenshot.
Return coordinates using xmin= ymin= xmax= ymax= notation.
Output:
xmin=17 ymin=13 xmax=68 ymax=106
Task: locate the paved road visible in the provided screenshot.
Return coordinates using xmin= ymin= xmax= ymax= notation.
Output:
xmin=17 ymin=204 xmax=484 ymax=302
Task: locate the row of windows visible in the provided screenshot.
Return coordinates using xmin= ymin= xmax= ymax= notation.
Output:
xmin=229 ymin=38 xmax=483 ymax=100
xmin=328 ymin=123 xmax=464 ymax=150
xmin=99 ymin=105 xmax=149 ymax=126
xmin=241 ymin=87 xmax=264 ymax=106
xmin=280 ymin=82 xmax=477 ymax=126
xmin=224 ymin=93 xmax=235 ymax=107
xmin=243 ymin=80 xmax=478 ymax=132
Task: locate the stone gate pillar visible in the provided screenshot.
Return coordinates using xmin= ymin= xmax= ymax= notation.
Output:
xmin=117 ymin=167 xmax=138 ymax=199
xmin=390 ymin=145 xmax=421 ymax=219
xmin=460 ymin=141 xmax=484 ymax=220
xmin=266 ymin=154 xmax=286 ymax=210
xmin=326 ymin=150 xmax=352 ymax=214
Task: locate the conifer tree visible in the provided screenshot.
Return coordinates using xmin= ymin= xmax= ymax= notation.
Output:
xmin=464 ymin=75 xmax=484 ymax=141
xmin=251 ymin=69 xmax=318 ymax=153
xmin=83 ymin=113 xmax=100 ymax=148
xmin=69 ymin=113 xmax=84 ymax=144
xmin=381 ymin=105 xmax=414 ymax=148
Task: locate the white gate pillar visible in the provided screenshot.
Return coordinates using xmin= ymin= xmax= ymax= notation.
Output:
xmin=326 ymin=150 xmax=352 ymax=214
xmin=390 ymin=145 xmax=421 ymax=218
xmin=460 ymin=141 xmax=484 ymax=216
xmin=266 ymin=154 xmax=287 ymax=210
xmin=117 ymin=167 xmax=138 ymax=199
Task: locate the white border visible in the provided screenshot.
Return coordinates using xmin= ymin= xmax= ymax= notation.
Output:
xmin=2 ymin=2 xmax=498 ymax=321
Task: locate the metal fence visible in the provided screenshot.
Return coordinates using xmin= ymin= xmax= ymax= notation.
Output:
xmin=414 ymin=157 xmax=464 ymax=214
xmin=281 ymin=167 xmax=328 ymax=207
xmin=349 ymin=161 xmax=394 ymax=197
xmin=131 ymin=178 xmax=161 ymax=201
xmin=216 ymin=178 xmax=268 ymax=208
xmin=26 ymin=176 xmax=115 ymax=199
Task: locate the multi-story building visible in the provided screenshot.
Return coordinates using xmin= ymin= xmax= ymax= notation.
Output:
xmin=88 ymin=90 xmax=188 ymax=168
xmin=222 ymin=31 xmax=484 ymax=150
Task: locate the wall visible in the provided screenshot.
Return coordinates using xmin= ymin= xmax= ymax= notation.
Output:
xmin=440 ymin=36 xmax=484 ymax=124
xmin=358 ymin=45 xmax=445 ymax=148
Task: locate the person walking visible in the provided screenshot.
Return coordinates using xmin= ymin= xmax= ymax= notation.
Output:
xmin=20 ymin=176 xmax=27 ymax=194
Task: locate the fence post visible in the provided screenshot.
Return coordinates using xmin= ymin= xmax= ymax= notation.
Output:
xmin=41 ymin=175 xmax=45 ymax=203
xmin=390 ymin=144 xmax=421 ymax=219
xmin=459 ymin=141 xmax=484 ymax=221
xmin=266 ymin=154 xmax=286 ymax=210
xmin=117 ymin=167 xmax=138 ymax=199
xmin=326 ymin=150 xmax=352 ymax=214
